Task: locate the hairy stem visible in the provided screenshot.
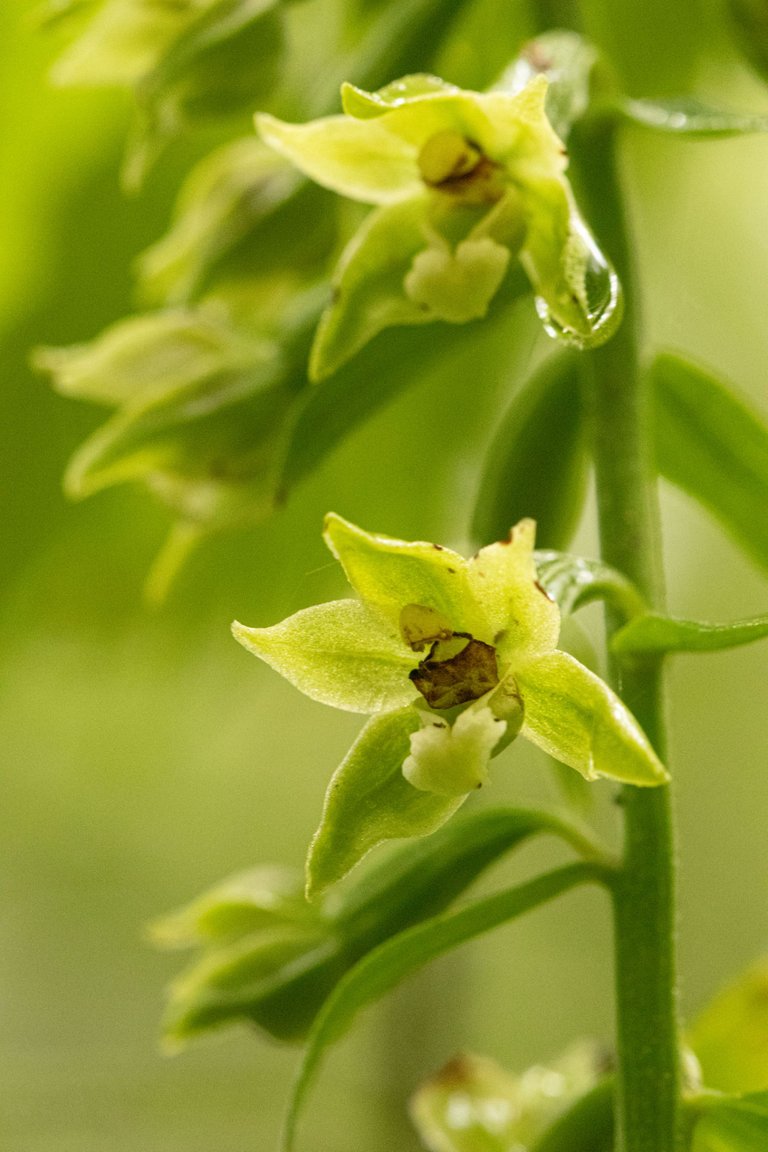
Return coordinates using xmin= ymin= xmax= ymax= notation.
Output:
xmin=570 ymin=117 xmax=683 ymax=1151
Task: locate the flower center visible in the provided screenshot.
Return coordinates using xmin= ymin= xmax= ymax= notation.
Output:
xmin=417 ymin=130 xmax=504 ymax=205
xmin=399 ymin=604 xmax=499 ymax=710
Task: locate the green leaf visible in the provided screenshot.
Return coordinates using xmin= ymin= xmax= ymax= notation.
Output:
xmin=692 ymin=1092 xmax=768 ymax=1152
xmin=534 ymin=551 xmax=646 ymax=620
xmin=516 ymin=651 xmax=668 ymax=786
xmin=232 ymin=600 xmax=417 ymax=714
xmin=497 ymin=31 xmax=601 ymax=141
xmin=612 ymin=612 xmax=768 ymax=656
xmin=306 ymin=708 xmax=465 ymax=897
xmin=651 ymin=353 xmax=768 ymax=574
xmin=621 ymin=97 xmax=768 ymax=138
xmin=689 ymin=958 xmax=768 ymax=1093
xmin=728 ymin=0 xmax=768 ymax=85
xmin=150 ymin=866 xmax=317 ymax=948
xmin=410 ymin=1044 xmax=607 ymax=1152
xmin=333 ymin=804 xmax=600 ymax=951
xmin=282 ymin=862 xmax=605 ymax=1152
xmin=310 ymin=197 xmax=432 ymax=380
xmin=471 ymin=351 xmax=588 ymax=552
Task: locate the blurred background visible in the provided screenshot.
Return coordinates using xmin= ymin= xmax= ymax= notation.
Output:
xmin=1 ymin=0 xmax=768 ymax=1148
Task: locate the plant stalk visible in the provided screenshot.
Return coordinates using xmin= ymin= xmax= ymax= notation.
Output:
xmin=570 ymin=117 xmax=683 ymax=1152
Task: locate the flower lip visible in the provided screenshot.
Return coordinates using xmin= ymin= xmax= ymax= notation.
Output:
xmin=409 ymin=632 xmax=500 ymax=710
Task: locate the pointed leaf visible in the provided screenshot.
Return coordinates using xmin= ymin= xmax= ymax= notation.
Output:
xmin=693 ymin=1092 xmax=768 ymax=1152
xmin=232 ymin=600 xmax=417 ymax=714
xmin=612 ymin=611 xmax=768 ymax=656
xmin=689 ymin=958 xmax=768 ymax=1093
xmin=516 ymin=651 xmax=668 ymax=786
xmin=282 ymin=862 xmax=604 ymax=1152
xmin=322 ymin=513 xmax=486 ymax=637
xmin=306 ymin=708 xmax=464 ymax=897
xmin=310 ymin=197 xmax=432 ymax=380
xmin=471 ymin=351 xmax=588 ymax=552
xmin=621 ymin=97 xmax=768 ymax=138
xmin=651 ymin=353 xmax=768 ymax=573
xmin=534 ymin=551 xmax=646 ymax=620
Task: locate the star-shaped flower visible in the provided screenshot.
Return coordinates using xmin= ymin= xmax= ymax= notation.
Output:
xmin=233 ymin=516 xmax=666 ymax=893
xmin=257 ymin=73 xmax=622 ymax=378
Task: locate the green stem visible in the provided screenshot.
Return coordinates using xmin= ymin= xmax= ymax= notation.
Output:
xmin=570 ymin=117 xmax=683 ymax=1151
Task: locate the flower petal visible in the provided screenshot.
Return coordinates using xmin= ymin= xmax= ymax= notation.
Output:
xmin=256 ymin=112 xmax=420 ymax=204
xmin=310 ymin=197 xmax=432 ymax=381
xmin=232 ymin=599 xmax=417 ymax=713
xmin=402 ymin=703 xmax=507 ymax=796
xmin=307 ymin=708 xmax=464 ymax=895
xmin=467 ymin=519 xmax=560 ymax=663
xmin=516 ymin=650 xmax=669 ymax=785
xmin=323 ymin=513 xmax=489 ymax=638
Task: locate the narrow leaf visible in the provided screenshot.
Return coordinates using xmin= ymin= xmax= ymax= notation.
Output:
xmin=613 ymin=612 xmax=768 ymax=656
xmin=621 ymin=97 xmax=768 ymax=138
xmin=306 ymin=708 xmax=464 ymax=897
xmin=651 ymin=353 xmax=768 ymax=573
xmin=471 ymin=351 xmax=588 ymax=551
xmin=283 ymin=862 xmax=605 ymax=1152
xmin=334 ymin=804 xmax=601 ymax=951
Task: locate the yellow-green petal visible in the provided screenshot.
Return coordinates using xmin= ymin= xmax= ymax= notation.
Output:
xmin=323 ymin=513 xmax=488 ymax=638
xmin=467 ymin=519 xmax=560 ymax=664
xmin=256 ymin=113 xmax=420 ymax=205
xmin=404 ymin=237 xmax=510 ymax=323
xmin=232 ymin=599 xmax=417 ymax=713
xmin=307 ymin=708 xmax=464 ymax=896
xmin=516 ymin=650 xmax=668 ymax=786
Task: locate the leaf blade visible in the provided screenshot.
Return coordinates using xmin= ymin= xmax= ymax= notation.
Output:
xmin=283 ymin=862 xmax=606 ymax=1152
xmin=613 ymin=612 xmax=768 ymax=656
xmin=651 ymin=353 xmax=768 ymax=574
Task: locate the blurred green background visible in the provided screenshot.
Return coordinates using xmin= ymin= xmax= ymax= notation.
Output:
xmin=2 ymin=1 xmax=768 ymax=1148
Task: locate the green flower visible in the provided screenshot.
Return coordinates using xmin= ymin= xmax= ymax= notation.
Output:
xmin=256 ymin=74 xmax=621 ymax=378
xmin=233 ymin=515 xmax=666 ymax=893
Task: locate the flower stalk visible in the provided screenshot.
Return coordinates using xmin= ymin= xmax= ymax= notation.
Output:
xmin=570 ymin=114 xmax=683 ymax=1151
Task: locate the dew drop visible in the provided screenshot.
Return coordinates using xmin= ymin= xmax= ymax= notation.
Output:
xmin=535 ymin=218 xmax=623 ymax=350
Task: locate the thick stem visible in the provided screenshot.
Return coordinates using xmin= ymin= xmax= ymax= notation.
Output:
xmin=570 ymin=118 xmax=683 ymax=1152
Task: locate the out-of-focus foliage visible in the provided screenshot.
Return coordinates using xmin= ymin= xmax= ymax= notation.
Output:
xmin=3 ymin=0 xmax=768 ymax=1148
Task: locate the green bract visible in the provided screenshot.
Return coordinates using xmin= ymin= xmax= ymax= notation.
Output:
xmin=233 ymin=515 xmax=666 ymax=892
xmin=257 ymin=73 xmax=622 ymax=378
